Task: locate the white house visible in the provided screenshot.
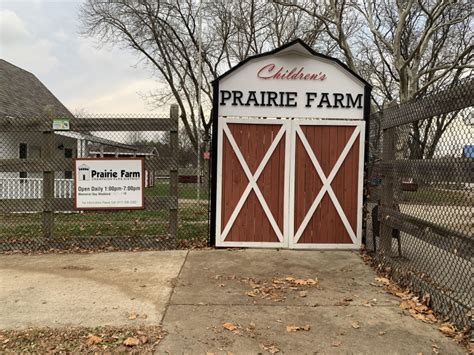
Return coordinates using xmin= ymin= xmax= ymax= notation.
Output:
xmin=0 ymin=59 xmax=153 ymax=199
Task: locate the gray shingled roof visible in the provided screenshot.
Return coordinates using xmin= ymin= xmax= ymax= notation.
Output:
xmin=0 ymin=59 xmax=73 ymax=119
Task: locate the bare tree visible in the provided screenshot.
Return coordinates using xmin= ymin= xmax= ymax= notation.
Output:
xmin=80 ymin=0 xmax=325 ymax=151
xmin=273 ymin=0 xmax=473 ymax=159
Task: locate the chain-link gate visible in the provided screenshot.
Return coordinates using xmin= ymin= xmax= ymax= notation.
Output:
xmin=366 ymin=78 xmax=473 ymax=329
xmin=0 ymin=105 xmax=210 ymax=252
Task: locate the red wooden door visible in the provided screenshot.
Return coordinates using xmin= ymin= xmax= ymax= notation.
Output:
xmin=215 ymin=118 xmax=290 ymax=247
xmin=289 ymin=121 xmax=365 ymax=249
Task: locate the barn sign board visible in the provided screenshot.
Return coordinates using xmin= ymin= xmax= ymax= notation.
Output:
xmin=210 ymin=39 xmax=371 ymax=250
xmin=217 ymin=41 xmax=366 ymax=120
xmin=74 ymin=158 xmax=144 ymax=210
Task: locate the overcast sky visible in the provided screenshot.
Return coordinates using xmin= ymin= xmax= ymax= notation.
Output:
xmin=0 ymin=0 xmax=162 ymax=114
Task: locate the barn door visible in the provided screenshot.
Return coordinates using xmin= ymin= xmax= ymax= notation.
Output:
xmin=215 ymin=118 xmax=290 ymax=247
xmin=289 ymin=120 xmax=365 ymax=249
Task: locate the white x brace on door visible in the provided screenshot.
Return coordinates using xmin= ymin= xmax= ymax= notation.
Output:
xmin=216 ymin=118 xmax=290 ymax=247
xmin=289 ymin=120 xmax=365 ymax=249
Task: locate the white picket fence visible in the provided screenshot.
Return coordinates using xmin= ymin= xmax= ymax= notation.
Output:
xmin=0 ymin=178 xmax=74 ymax=199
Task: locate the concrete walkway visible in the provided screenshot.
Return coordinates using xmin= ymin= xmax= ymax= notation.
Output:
xmin=0 ymin=251 xmax=186 ymax=328
xmin=0 ymin=249 xmax=464 ymax=353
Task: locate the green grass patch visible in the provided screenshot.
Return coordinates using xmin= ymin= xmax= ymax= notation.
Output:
xmin=145 ymin=182 xmax=208 ymax=200
xmin=0 ymin=203 xmax=208 ymax=241
xmin=401 ymin=186 xmax=470 ymax=206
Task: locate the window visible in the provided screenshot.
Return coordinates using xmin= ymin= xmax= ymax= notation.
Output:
xmin=19 ymin=143 xmax=27 ymax=159
xmin=19 ymin=143 xmax=27 ymax=179
xmin=64 ymin=148 xmax=73 ymax=159
xmin=64 ymin=171 xmax=73 ymax=179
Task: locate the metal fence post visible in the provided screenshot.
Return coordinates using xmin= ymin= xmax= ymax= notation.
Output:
xmin=169 ymin=105 xmax=179 ymax=244
xmin=42 ymin=128 xmax=55 ymax=238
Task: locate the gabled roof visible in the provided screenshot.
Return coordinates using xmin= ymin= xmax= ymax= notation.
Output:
xmin=213 ymin=39 xmax=371 ymax=88
xmin=0 ymin=59 xmax=73 ymax=119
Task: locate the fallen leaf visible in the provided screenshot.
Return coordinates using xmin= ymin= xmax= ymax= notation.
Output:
xmin=286 ymin=324 xmax=310 ymax=332
xmin=351 ymin=321 xmax=360 ymax=329
xmin=375 ymin=277 xmax=390 ymax=285
xmin=123 ymin=336 xmax=140 ymax=346
xmin=128 ymin=312 xmax=137 ymax=320
xmin=139 ymin=335 xmax=148 ymax=344
xmin=438 ymin=323 xmax=456 ymax=337
xmin=400 ymin=299 xmax=417 ymax=310
xmin=286 ymin=324 xmax=299 ymax=332
xmin=85 ymin=335 xmax=102 ymax=345
xmin=223 ymin=322 xmax=237 ymax=331
xmin=246 ymin=290 xmax=259 ymax=297
xmin=260 ymin=343 xmax=280 ymax=354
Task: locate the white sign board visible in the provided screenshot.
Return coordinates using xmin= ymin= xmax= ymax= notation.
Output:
xmin=218 ymin=43 xmax=366 ymax=119
xmin=52 ymin=118 xmax=70 ymax=130
xmin=74 ymin=158 xmax=144 ymax=210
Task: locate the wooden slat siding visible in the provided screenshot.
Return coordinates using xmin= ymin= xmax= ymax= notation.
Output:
xmin=221 ymin=129 xmax=238 ymax=240
xmin=334 ymin=127 xmax=346 ymax=243
xmin=343 ymin=126 xmax=354 ymax=243
xmin=343 ymin=126 xmax=350 ymax=244
xmin=257 ymin=131 xmax=285 ymax=235
xmin=294 ymin=131 xmax=320 ymax=242
xmin=314 ymin=127 xmax=323 ymax=242
xmin=221 ymin=129 xmax=248 ymax=240
xmin=328 ymin=127 xmax=338 ymax=243
xmin=0 ymin=196 xmax=177 ymax=213
xmin=323 ymin=127 xmax=332 ymax=243
xmin=297 ymin=126 xmax=357 ymax=244
xmin=379 ymin=206 xmax=472 ymax=261
xmin=0 ymin=159 xmax=72 ymax=172
xmin=294 ymin=136 xmax=303 ymax=236
xmin=381 ymin=79 xmax=474 ymax=129
xmin=224 ymin=123 xmax=282 ymax=242
xmin=379 ymin=159 xmax=473 ymax=183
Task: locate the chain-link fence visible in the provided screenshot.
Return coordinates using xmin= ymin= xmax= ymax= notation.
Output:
xmin=366 ymin=78 xmax=473 ymax=329
xmin=0 ymin=105 xmax=210 ymax=252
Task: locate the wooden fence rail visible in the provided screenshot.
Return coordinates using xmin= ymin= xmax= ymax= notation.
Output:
xmin=0 ymin=105 xmax=179 ymax=243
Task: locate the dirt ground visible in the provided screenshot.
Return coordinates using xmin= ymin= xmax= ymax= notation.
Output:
xmin=0 ymin=249 xmax=465 ymax=353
